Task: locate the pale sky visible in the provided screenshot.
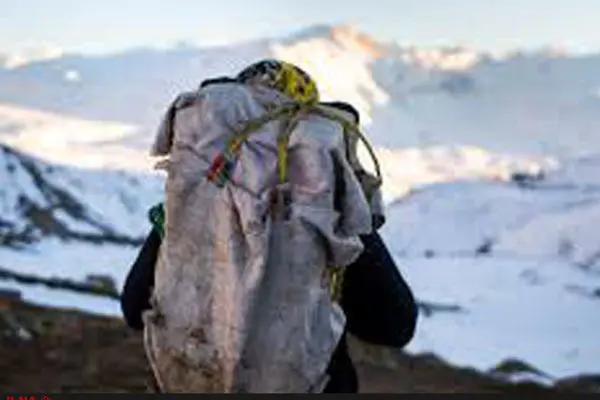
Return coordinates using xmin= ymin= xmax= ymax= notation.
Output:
xmin=1 ymin=0 xmax=599 ymax=55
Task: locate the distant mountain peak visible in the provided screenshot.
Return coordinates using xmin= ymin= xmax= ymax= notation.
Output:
xmin=330 ymin=23 xmax=386 ymax=57
xmin=281 ymin=23 xmax=386 ymax=58
xmin=396 ymin=45 xmax=486 ymax=71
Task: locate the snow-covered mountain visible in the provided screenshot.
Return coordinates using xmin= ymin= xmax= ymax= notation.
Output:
xmin=2 ymin=23 xmax=600 ymax=158
xmin=1 ymin=24 xmax=600 ymax=384
xmin=0 ymin=142 xmax=162 ymax=248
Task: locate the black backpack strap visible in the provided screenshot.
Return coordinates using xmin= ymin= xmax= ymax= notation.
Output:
xmin=199 ymin=76 xmax=238 ymax=89
xmin=320 ymin=101 xmax=360 ymax=124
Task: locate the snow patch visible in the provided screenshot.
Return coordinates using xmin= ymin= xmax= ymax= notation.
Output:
xmin=64 ymin=69 xmax=81 ymax=83
xmin=397 ymin=257 xmax=600 ymax=379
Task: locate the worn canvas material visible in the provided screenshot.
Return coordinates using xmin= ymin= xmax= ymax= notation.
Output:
xmin=143 ymin=82 xmax=382 ymax=393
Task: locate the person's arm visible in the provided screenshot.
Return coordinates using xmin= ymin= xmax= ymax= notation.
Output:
xmin=341 ymin=231 xmax=418 ymax=348
xmin=120 ymin=229 xmax=162 ymax=330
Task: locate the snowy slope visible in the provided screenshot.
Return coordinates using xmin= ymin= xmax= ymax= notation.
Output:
xmin=381 ymin=159 xmax=600 ymax=270
xmin=0 ymin=103 xmax=152 ymax=171
xmin=378 ymin=158 xmax=600 ymax=379
xmin=0 ymin=138 xmax=163 ymax=313
xmin=1 ymin=24 xmax=600 ymax=382
xmin=0 ymin=239 xmax=140 ymax=316
xmin=372 ymin=145 xmax=554 ymax=201
xmin=0 ymin=143 xmax=163 ymax=246
xmin=400 ymin=257 xmax=600 ymax=379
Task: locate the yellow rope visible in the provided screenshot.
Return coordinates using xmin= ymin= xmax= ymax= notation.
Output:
xmin=277 ymin=109 xmax=305 ymax=183
xmin=212 ymin=101 xmax=382 ymax=190
xmin=310 ymin=106 xmax=383 ymax=187
xmin=208 ymin=101 xmax=382 ymax=302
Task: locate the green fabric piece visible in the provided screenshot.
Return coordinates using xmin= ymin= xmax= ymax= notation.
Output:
xmin=148 ymin=202 xmax=165 ymax=238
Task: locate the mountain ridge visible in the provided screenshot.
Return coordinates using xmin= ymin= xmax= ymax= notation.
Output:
xmin=1 ymin=23 xmax=593 ymax=72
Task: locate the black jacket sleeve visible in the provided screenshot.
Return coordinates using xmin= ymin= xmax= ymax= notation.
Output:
xmin=120 ymin=229 xmax=162 ymax=330
xmin=340 ymin=231 xmax=418 ymax=348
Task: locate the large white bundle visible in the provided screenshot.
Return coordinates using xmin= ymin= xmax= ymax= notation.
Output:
xmin=143 ymin=82 xmax=381 ymax=392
